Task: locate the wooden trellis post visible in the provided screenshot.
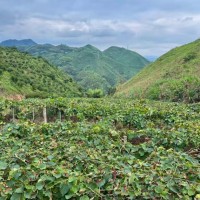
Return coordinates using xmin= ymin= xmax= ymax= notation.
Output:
xmin=123 ymin=135 xmax=127 ymax=144
xmin=43 ymin=106 xmax=47 ymax=123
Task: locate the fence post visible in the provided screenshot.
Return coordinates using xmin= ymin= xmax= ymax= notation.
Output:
xmin=123 ymin=135 xmax=127 ymax=145
xmin=43 ymin=106 xmax=47 ymax=123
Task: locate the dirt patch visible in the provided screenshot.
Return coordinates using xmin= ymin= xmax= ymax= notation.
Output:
xmin=130 ymin=135 xmax=151 ymax=145
xmin=70 ymin=115 xmax=79 ymax=123
xmin=6 ymin=94 xmax=24 ymax=101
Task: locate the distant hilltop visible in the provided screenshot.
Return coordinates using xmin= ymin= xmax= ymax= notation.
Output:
xmin=0 ymin=39 xmax=37 ymax=47
xmin=0 ymin=39 xmax=150 ymax=93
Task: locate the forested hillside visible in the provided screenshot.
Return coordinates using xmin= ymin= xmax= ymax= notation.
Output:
xmin=0 ymin=47 xmax=82 ymax=98
xmin=16 ymin=43 xmax=149 ymax=92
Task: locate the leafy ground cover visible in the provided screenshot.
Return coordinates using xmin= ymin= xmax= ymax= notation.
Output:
xmin=0 ymin=98 xmax=200 ymax=199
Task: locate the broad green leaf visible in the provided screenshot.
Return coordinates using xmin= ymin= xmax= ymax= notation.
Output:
xmin=97 ymin=179 xmax=106 ymax=188
xmin=168 ymin=186 xmax=179 ymax=194
xmin=197 ymin=185 xmax=200 ymax=192
xmin=36 ymin=181 xmax=45 ymax=190
xmin=53 ymin=173 xmax=62 ymax=178
xmin=60 ymin=183 xmax=70 ymax=196
xmin=43 ymin=190 xmax=52 ymax=198
xmin=10 ymin=193 xmax=22 ymax=200
xmin=65 ymin=194 xmax=74 ymax=199
xmin=0 ymin=161 xmax=7 ymax=170
xmin=155 ymin=186 xmax=163 ymax=194
xmin=15 ymin=187 xmax=24 ymax=193
xmin=80 ymin=195 xmax=90 ymax=200
xmin=188 ymin=188 xmax=195 ymax=196
xmin=47 ymin=155 xmax=54 ymax=160
xmin=70 ymin=185 xmax=79 ymax=193
xmin=129 ymin=174 xmax=136 ymax=184
xmin=38 ymin=163 xmax=47 ymax=170
xmin=24 ymin=191 xmax=32 ymax=199
xmin=68 ymin=176 xmax=76 ymax=182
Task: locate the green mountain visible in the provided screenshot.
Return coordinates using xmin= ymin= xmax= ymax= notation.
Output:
xmin=0 ymin=39 xmax=37 ymax=47
xmin=116 ymin=39 xmax=200 ymax=103
xmin=0 ymin=47 xmax=82 ymax=98
xmin=16 ymin=43 xmax=149 ymax=92
xmin=103 ymin=46 xmax=149 ymax=80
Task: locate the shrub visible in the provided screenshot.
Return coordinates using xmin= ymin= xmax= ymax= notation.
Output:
xmin=86 ymin=88 xmax=104 ymax=98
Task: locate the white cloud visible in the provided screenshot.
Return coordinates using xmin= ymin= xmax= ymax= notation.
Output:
xmin=1 ymin=0 xmax=200 ymax=56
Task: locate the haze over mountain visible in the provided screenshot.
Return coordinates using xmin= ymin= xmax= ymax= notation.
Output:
xmin=2 ymin=41 xmax=150 ymax=92
xmin=116 ymin=39 xmax=200 ymax=103
xmin=0 ymin=47 xmax=82 ymax=98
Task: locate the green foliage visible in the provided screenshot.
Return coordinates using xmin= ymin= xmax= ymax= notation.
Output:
xmin=0 ymin=47 xmax=82 ymax=98
xmin=107 ymin=86 xmax=116 ymax=95
xmin=104 ymin=46 xmax=149 ymax=79
xmin=17 ymin=44 xmax=149 ymax=93
xmin=0 ymin=98 xmax=200 ymax=199
xmin=77 ymin=71 xmax=110 ymax=92
xmin=86 ymin=88 xmax=104 ymax=98
xmin=147 ymin=76 xmax=200 ymax=102
xmin=183 ymin=52 xmax=197 ymax=63
xmin=116 ymin=39 xmax=200 ymax=102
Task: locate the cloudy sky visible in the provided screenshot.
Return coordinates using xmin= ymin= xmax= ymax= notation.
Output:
xmin=0 ymin=0 xmax=200 ymax=57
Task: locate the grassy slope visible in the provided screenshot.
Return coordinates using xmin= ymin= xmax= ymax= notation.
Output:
xmin=116 ymin=39 xmax=200 ymax=102
xmin=18 ymin=44 xmax=149 ymax=92
xmin=0 ymin=47 xmax=82 ymax=98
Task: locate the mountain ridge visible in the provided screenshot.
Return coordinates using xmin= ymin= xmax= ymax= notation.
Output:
xmin=0 ymin=39 xmax=37 ymax=47
xmin=1 ymin=40 xmax=149 ymax=92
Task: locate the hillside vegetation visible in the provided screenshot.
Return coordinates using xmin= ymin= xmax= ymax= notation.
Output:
xmin=104 ymin=46 xmax=149 ymax=80
xmin=116 ymin=39 xmax=200 ymax=103
xmin=0 ymin=47 xmax=82 ymax=98
xmin=16 ymin=43 xmax=149 ymax=92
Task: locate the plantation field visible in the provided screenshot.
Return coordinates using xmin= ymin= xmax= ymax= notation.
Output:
xmin=0 ymin=98 xmax=200 ymax=199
